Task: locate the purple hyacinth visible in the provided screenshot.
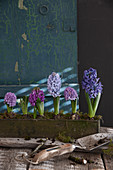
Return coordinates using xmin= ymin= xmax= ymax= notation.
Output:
xmin=47 ymin=72 xmax=61 ymax=98
xmin=29 ymin=88 xmax=45 ymax=107
xmin=82 ymin=68 xmax=103 ymax=98
xmin=4 ymin=92 xmax=17 ymax=107
xmin=64 ymin=87 xmax=78 ymax=101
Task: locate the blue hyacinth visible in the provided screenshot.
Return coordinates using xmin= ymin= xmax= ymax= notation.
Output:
xmin=82 ymin=68 xmax=103 ymax=118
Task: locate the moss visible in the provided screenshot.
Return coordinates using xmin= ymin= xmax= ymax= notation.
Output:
xmin=44 ymin=111 xmax=54 ymax=119
xmin=0 ymin=110 xmax=102 ymax=120
xmin=103 ymin=139 xmax=113 ymax=157
xmin=56 ymin=132 xmax=73 ymax=143
xmin=24 ymin=136 xmax=31 ymax=140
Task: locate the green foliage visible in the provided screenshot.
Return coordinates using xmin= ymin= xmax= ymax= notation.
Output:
xmin=71 ymin=99 xmax=77 ymax=114
xmin=18 ymin=96 xmax=29 ymax=115
xmin=36 ymin=101 xmax=44 ymax=116
xmin=103 ymin=139 xmax=113 ymax=157
xmin=85 ymin=92 xmax=101 ymax=118
xmin=33 ymin=107 xmax=37 ymax=119
xmin=6 ymin=104 xmax=13 ymax=113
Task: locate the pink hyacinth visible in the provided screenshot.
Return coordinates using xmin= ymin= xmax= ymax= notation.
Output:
xmin=29 ymin=88 xmax=45 ymax=107
xmin=4 ymin=92 xmax=17 ymax=107
xmin=64 ymin=87 xmax=78 ymax=101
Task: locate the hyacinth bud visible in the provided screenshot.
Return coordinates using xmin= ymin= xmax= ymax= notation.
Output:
xmin=4 ymin=92 xmax=17 ymax=113
xmin=47 ymin=72 xmax=61 ymax=98
xmin=64 ymin=87 xmax=78 ymax=114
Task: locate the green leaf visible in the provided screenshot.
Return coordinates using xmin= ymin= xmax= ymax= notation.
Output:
xmin=33 ymin=107 xmax=37 ymax=119
xmin=85 ymin=92 xmax=94 ymax=118
xmin=36 ymin=97 xmax=41 ymax=104
xmin=7 ymin=104 xmax=13 ymax=113
xmin=93 ymin=92 xmax=101 ymax=114
xmin=36 ymin=102 xmax=44 ymax=116
xmin=19 ymin=96 xmax=29 ymax=114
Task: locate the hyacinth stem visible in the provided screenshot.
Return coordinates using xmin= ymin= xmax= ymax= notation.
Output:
xmin=53 ymin=96 xmax=60 ymax=115
xmin=33 ymin=107 xmax=37 ymax=119
xmin=85 ymin=92 xmax=94 ymax=118
xmin=7 ymin=105 xmax=13 ymax=113
xmin=71 ymin=99 xmax=77 ymax=114
xmin=22 ymin=106 xmax=28 ymax=115
xmin=93 ymin=92 xmax=101 ymax=114
xmin=22 ymin=96 xmax=28 ymax=115
xmin=85 ymin=92 xmax=101 ymax=118
xmin=20 ymin=97 xmax=28 ymax=115
xmin=36 ymin=102 xmax=44 ymax=116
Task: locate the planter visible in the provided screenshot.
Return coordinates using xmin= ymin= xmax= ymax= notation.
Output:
xmin=0 ymin=119 xmax=100 ymax=139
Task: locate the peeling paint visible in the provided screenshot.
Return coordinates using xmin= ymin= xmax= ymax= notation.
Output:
xmin=22 ymin=33 xmax=29 ymax=42
xmin=22 ymin=33 xmax=27 ymax=40
xmin=21 ymin=43 xmax=24 ymax=49
xmin=18 ymin=0 xmax=28 ymax=10
xmin=15 ymin=61 xmax=19 ymax=72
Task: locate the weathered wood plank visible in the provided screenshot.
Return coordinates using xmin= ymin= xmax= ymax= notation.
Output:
xmin=29 ymin=153 xmax=104 ymax=170
xmin=0 ymin=138 xmax=39 ymax=148
xmin=0 ymin=126 xmax=113 ymax=148
xmin=103 ymin=155 xmax=113 ymax=170
xmin=0 ymin=148 xmax=31 ymax=170
xmin=100 ymin=127 xmax=113 ymax=134
xmin=0 ymin=138 xmax=64 ymax=148
xmin=29 ymin=152 xmax=89 ymax=170
xmin=87 ymin=153 xmax=105 ymax=170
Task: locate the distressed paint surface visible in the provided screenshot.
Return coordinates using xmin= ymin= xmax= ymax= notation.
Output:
xmin=0 ymin=0 xmax=78 ymax=113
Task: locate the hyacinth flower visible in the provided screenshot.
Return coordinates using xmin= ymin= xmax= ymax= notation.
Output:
xmin=64 ymin=87 xmax=78 ymax=114
xmin=29 ymin=87 xmax=45 ymax=118
xmin=18 ymin=96 xmax=29 ymax=115
xmin=4 ymin=92 xmax=17 ymax=113
xmin=47 ymin=72 xmax=61 ymax=115
xmin=82 ymin=67 xmax=103 ymax=118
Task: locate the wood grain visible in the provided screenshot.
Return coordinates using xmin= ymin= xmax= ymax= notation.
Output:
xmin=88 ymin=153 xmax=104 ymax=170
xmin=0 ymin=126 xmax=112 ymax=148
xmin=0 ymin=148 xmax=31 ymax=170
xmin=103 ymin=155 xmax=113 ymax=170
xmin=29 ymin=152 xmax=89 ymax=170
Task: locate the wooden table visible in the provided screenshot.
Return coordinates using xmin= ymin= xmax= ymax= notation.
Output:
xmin=0 ymin=127 xmax=113 ymax=170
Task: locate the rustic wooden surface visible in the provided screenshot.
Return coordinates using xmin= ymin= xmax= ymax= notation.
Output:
xmin=103 ymin=155 xmax=113 ymax=170
xmin=0 ymin=127 xmax=112 ymax=170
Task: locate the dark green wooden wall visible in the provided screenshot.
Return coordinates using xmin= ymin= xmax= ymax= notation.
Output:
xmin=0 ymin=0 xmax=78 ymax=113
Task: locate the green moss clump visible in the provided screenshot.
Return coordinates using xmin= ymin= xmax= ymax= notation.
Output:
xmin=24 ymin=136 xmax=31 ymax=140
xmin=56 ymin=132 xmax=73 ymax=143
xmin=62 ymin=113 xmax=72 ymax=119
xmin=44 ymin=111 xmax=54 ymax=119
xmin=103 ymin=139 xmax=113 ymax=157
xmin=0 ymin=109 xmax=102 ymax=120
xmin=75 ymin=111 xmax=102 ymax=120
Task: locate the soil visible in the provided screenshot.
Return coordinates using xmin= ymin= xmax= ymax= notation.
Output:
xmin=0 ymin=110 xmax=102 ymax=120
